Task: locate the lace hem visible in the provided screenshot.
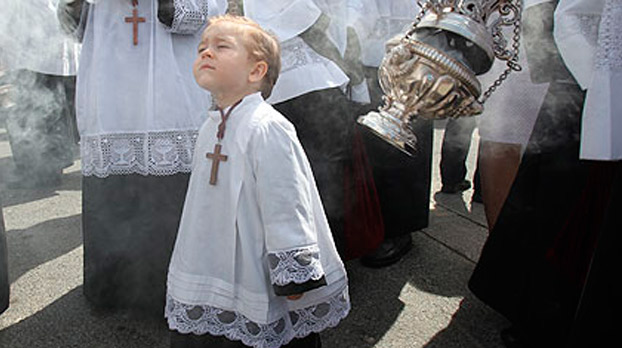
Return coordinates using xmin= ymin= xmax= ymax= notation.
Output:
xmin=170 ymin=0 xmax=210 ymax=34
xmin=267 ymin=246 xmax=325 ymax=287
xmin=80 ymin=130 xmax=198 ymax=177
xmin=165 ymin=287 xmax=350 ymax=348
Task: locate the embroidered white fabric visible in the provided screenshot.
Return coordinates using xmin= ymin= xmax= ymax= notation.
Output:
xmin=81 ymin=130 xmax=198 ymax=177
xmin=267 ymin=246 xmax=325 ymax=287
xmin=166 ymin=288 xmax=350 ymax=348
xmin=594 ymin=0 xmax=622 ymax=71
xmin=279 ymin=38 xmax=327 ymax=74
xmin=171 ymin=0 xmax=210 ymax=34
xmin=577 ymin=14 xmax=602 ymax=47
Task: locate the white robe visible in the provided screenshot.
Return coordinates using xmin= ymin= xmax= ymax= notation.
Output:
xmin=242 ymin=0 xmax=350 ymax=104
xmin=166 ymin=93 xmax=350 ymax=348
xmin=555 ymin=0 xmax=622 ymax=160
xmin=0 ymin=0 xmax=80 ymax=76
xmin=348 ymin=0 xmax=420 ymax=68
xmin=77 ymin=0 xmax=227 ymax=177
xmin=478 ymin=0 xmax=553 ymax=150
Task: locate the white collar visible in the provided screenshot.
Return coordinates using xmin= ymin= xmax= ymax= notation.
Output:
xmin=207 ymin=92 xmax=264 ymax=122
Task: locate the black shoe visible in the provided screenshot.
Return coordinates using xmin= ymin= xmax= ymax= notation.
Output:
xmin=440 ymin=180 xmax=471 ymax=194
xmin=361 ymin=234 xmax=413 ymax=268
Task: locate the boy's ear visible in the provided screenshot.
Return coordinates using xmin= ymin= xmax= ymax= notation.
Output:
xmin=248 ymin=61 xmax=268 ymax=83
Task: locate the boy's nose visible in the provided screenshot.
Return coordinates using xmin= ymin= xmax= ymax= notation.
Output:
xmin=201 ymin=49 xmax=213 ymax=59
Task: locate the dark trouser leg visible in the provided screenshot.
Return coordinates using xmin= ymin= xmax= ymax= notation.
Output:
xmin=367 ymin=119 xmax=433 ymax=239
xmin=440 ymin=117 xmax=477 ymax=191
xmin=358 ymin=70 xmax=433 ymax=267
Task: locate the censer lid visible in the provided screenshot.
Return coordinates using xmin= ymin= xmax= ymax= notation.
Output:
xmin=416 ymin=11 xmax=495 ymax=74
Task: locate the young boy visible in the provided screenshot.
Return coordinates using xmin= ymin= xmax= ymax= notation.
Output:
xmin=165 ymin=15 xmax=350 ymax=348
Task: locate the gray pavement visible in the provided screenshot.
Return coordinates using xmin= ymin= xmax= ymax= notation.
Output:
xmin=0 ymin=121 xmax=510 ymax=348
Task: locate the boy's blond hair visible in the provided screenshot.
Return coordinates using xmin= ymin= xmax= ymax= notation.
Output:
xmin=207 ymin=15 xmax=281 ymax=99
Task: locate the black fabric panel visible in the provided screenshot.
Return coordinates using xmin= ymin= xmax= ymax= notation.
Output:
xmin=158 ymin=0 xmax=175 ymax=28
xmin=272 ymin=276 xmax=327 ymax=297
xmin=358 ymin=71 xmax=433 ymax=238
xmin=82 ymin=173 xmax=190 ymax=316
xmin=568 ymin=162 xmax=622 ymax=348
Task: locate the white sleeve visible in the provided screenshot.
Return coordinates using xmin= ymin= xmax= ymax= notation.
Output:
xmin=243 ymin=0 xmax=321 ymax=42
xmin=252 ymin=119 xmax=326 ymax=287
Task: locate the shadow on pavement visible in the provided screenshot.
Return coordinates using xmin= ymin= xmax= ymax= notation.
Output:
xmin=0 ymin=287 xmax=170 ymax=348
xmin=5 ymin=214 xmax=81 ymax=282
xmin=422 ymin=296 xmax=509 ymax=348
xmin=0 ymin=170 xmax=81 ymax=208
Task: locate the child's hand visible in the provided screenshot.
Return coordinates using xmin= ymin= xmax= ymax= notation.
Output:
xmin=286 ymin=294 xmax=303 ymax=300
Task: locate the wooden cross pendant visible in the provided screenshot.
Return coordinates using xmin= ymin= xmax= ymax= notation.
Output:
xmin=125 ymin=7 xmax=146 ymax=46
xmin=206 ymin=143 xmax=228 ymax=185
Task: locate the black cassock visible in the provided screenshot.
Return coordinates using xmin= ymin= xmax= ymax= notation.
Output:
xmin=468 ymin=3 xmax=619 ymax=343
xmin=468 ymin=80 xmax=620 ymax=348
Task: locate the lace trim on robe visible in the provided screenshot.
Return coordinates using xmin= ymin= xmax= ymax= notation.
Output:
xmin=80 ymin=130 xmax=198 ymax=177
xmin=280 ymin=38 xmax=328 ymax=74
xmin=595 ymin=0 xmax=622 ymax=71
xmin=267 ymin=246 xmax=325 ymax=287
xmin=170 ymin=0 xmax=210 ymax=34
xmin=165 ymin=287 xmax=350 ymax=348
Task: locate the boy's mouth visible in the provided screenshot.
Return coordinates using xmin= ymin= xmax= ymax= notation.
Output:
xmin=199 ymin=63 xmax=216 ymax=70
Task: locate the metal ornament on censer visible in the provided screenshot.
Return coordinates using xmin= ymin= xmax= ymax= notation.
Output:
xmin=358 ymin=0 xmax=524 ymax=155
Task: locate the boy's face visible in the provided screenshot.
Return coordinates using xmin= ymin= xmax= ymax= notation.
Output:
xmin=193 ymin=22 xmax=255 ymax=95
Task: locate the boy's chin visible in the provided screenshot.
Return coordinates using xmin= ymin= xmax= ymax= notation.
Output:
xmin=195 ymin=79 xmax=216 ymax=92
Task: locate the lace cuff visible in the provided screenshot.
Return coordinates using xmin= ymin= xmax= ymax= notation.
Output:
xmin=166 ymin=0 xmax=210 ymax=34
xmin=267 ymin=246 xmax=325 ymax=287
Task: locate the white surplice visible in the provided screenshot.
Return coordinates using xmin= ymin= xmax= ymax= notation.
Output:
xmin=166 ymin=93 xmax=350 ymax=348
xmin=477 ymin=0 xmax=554 ymax=149
xmin=348 ymin=0 xmax=420 ymax=68
xmin=555 ymin=0 xmax=622 ymax=160
xmin=77 ymin=0 xmax=227 ymax=177
xmin=242 ymin=0 xmax=349 ymax=104
xmin=0 ymin=0 xmax=80 ymax=76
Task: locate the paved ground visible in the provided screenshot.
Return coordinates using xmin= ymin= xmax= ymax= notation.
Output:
xmin=0 ymin=120 xmax=510 ymax=348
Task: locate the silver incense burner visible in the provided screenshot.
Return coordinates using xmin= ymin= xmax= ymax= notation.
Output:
xmin=358 ymin=0 xmax=523 ymax=155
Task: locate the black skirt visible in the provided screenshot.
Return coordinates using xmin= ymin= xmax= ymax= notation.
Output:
xmin=468 ymin=82 xmax=598 ymax=346
xmin=82 ymin=173 xmax=190 ymax=316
